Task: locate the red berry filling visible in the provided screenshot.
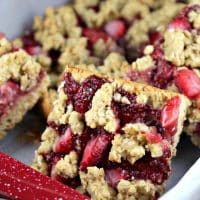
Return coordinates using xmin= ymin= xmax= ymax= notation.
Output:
xmin=111 ymin=89 xmax=163 ymax=134
xmin=150 ymin=46 xmax=176 ymax=89
xmin=22 ymin=32 xmax=38 ymax=47
xmin=175 ymin=69 xmax=200 ymax=99
xmin=48 ymin=121 xmax=68 ymax=136
xmin=161 ymin=96 xmax=181 ymax=138
xmin=0 ymin=81 xmax=20 ymax=118
xmin=0 ymin=70 xmax=45 ymax=119
xmin=128 ymin=45 xmax=176 ymax=89
xmin=105 ymin=151 xmax=171 ymax=185
xmin=105 ymin=168 xmax=129 ymax=187
xmin=130 ymin=153 xmax=170 ymax=184
xmin=82 ymin=28 xmax=109 ymax=45
xmin=104 ymin=20 xmax=126 ymax=40
xmin=64 ymin=73 xmax=107 ymax=113
xmin=148 ymin=31 xmax=163 ymax=46
xmin=63 ymin=72 xmax=80 ymax=103
xmin=21 ymin=32 xmax=43 ymax=56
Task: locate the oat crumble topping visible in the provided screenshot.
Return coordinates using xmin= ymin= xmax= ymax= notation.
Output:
xmin=55 ymin=151 xmax=78 ymax=179
xmin=80 ymin=167 xmax=116 ymax=200
xmin=85 ymin=83 xmax=117 ymax=133
xmin=0 ymin=50 xmax=41 ymax=90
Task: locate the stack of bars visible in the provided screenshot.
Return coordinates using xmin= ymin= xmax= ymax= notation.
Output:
xmin=1 ymin=0 xmax=200 ymax=199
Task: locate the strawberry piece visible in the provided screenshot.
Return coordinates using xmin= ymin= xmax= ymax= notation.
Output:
xmin=24 ymin=46 xmax=43 ymax=56
xmin=80 ymin=133 xmax=111 ymax=170
xmin=82 ymin=28 xmax=109 ymax=44
xmin=145 ymin=127 xmax=162 ymax=144
xmin=53 ymin=128 xmax=73 ymax=153
xmin=104 ymin=20 xmax=126 ymax=39
xmin=22 ymin=32 xmax=38 ymax=47
xmin=0 ymin=151 xmax=89 ymax=200
xmin=0 ymin=81 xmax=20 ymax=103
xmin=168 ymin=17 xmax=191 ymax=30
xmin=175 ymin=69 xmax=200 ymax=99
xmin=105 ymin=168 xmax=129 ymax=188
xmin=0 ymin=81 xmax=20 ymax=117
xmin=160 ymin=96 xmax=181 ymax=137
xmin=21 ymin=32 xmax=43 ymax=55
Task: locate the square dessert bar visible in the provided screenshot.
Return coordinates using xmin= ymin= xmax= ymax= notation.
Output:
xmin=0 ymin=38 xmax=48 ymax=138
xmin=33 ymin=67 xmax=189 ymax=200
xmin=126 ymin=4 xmax=200 ymax=147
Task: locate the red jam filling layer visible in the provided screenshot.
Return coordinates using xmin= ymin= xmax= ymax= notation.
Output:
xmin=127 ymin=45 xmax=176 ymax=89
xmin=0 ymin=70 xmax=45 ymax=119
xmin=111 ymin=89 xmax=163 ymax=134
xmin=105 ymin=151 xmax=171 ymax=186
xmin=64 ymin=73 xmax=107 ymax=113
xmin=22 ymin=32 xmax=43 ymax=56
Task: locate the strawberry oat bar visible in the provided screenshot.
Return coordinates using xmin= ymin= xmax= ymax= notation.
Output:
xmin=0 ymin=37 xmax=48 ymax=138
xmin=126 ymin=4 xmax=200 ymax=146
xmin=33 ymin=67 xmax=189 ymax=200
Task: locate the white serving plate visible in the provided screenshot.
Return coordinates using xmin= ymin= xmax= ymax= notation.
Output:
xmin=0 ymin=0 xmax=200 ymax=199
